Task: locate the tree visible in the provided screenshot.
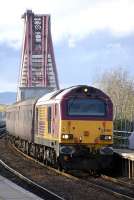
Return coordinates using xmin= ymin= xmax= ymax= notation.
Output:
xmin=96 ymin=68 xmax=134 ymax=131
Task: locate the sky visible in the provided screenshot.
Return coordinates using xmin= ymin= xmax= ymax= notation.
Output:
xmin=0 ymin=0 xmax=134 ymax=92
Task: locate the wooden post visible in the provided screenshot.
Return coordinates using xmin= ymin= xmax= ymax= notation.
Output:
xmin=122 ymin=158 xmax=124 ymax=176
xmin=132 ymin=161 xmax=134 ymax=179
xmin=124 ymin=158 xmax=127 ymax=177
xmin=128 ymin=159 xmax=131 ymax=179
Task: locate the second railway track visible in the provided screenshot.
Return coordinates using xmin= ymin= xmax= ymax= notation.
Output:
xmin=86 ymin=175 xmax=134 ymax=200
xmin=67 ymin=170 xmax=134 ymax=200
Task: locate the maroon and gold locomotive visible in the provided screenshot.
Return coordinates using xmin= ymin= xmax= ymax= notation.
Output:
xmin=6 ymin=85 xmax=113 ymax=172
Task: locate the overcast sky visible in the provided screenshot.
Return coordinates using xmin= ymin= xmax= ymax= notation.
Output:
xmin=0 ymin=0 xmax=134 ymax=92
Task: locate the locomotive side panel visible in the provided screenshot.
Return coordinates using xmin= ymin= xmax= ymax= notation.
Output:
xmin=34 ymin=103 xmax=60 ymax=155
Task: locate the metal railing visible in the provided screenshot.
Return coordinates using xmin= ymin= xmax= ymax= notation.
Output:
xmin=113 ymin=130 xmax=133 ymax=149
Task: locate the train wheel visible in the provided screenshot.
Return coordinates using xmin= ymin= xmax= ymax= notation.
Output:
xmin=43 ymin=148 xmax=49 ymax=165
xmin=50 ymin=149 xmax=57 ymax=167
xmin=57 ymin=158 xmax=63 ymax=171
xmin=24 ymin=141 xmax=28 ymax=154
xmin=40 ymin=145 xmax=44 ymax=162
xmin=89 ymin=169 xmax=99 ymax=177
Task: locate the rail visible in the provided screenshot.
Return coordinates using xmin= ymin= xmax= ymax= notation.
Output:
xmin=0 ymin=159 xmax=65 ymax=200
xmin=10 ymin=141 xmax=134 ymax=200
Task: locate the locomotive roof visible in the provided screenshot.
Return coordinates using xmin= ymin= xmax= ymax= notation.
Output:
xmin=36 ymin=85 xmax=108 ymax=106
xmin=6 ymin=85 xmax=111 ymax=109
xmin=36 ymin=85 xmax=78 ymax=105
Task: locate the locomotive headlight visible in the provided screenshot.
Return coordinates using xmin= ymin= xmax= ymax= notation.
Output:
xmin=61 ymin=134 xmax=73 ymax=140
xmin=105 ymin=135 xmax=112 ymax=140
xmin=63 ymin=134 xmax=69 ymax=139
xmin=84 ymin=88 xmax=88 ymax=93
xmin=100 ymin=135 xmax=112 ymax=140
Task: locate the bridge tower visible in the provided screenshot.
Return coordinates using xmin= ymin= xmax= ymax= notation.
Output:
xmin=17 ymin=10 xmax=59 ymax=101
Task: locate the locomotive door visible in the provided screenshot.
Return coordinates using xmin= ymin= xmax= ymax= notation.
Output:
xmin=37 ymin=105 xmax=46 ymax=136
xmin=52 ymin=103 xmax=59 ymax=138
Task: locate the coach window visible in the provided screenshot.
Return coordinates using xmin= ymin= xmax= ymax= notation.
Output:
xmin=48 ymin=106 xmax=51 ymax=133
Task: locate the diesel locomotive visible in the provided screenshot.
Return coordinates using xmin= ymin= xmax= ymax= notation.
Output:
xmin=6 ymin=85 xmax=113 ymax=172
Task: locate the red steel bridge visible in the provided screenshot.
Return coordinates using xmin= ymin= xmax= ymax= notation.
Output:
xmin=17 ymin=10 xmax=59 ymax=101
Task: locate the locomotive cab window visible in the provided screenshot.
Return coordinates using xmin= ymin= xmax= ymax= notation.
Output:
xmin=47 ymin=106 xmax=52 ymax=133
xmin=68 ymin=98 xmax=106 ymax=116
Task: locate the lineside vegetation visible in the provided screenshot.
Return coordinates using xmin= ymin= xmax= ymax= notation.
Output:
xmin=96 ymin=68 xmax=134 ymax=131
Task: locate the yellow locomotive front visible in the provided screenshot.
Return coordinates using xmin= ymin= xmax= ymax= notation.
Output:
xmin=58 ymin=86 xmax=113 ymax=171
xmin=35 ymin=85 xmax=113 ymax=172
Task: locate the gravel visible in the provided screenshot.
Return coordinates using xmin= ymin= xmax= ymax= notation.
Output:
xmin=0 ymin=136 xmax=126 ymax=200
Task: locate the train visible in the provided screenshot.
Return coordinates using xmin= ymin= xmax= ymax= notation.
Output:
xmin=6 ymin=85 xmax=113 ymax=173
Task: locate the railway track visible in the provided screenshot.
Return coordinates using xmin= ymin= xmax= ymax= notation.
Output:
xmin=0 ymin=159 xmax=64 ymax=200
xmin=0 ymin=134 xmax=133 ymax=200
xmin=0 ymin=129 xmax=64 ymax=199
xmin=67 ymin=171 xmax=134 ymax=200
xmin=10 ymin=139 xmax=134 ymax=200
xmin=101 ymin=175 xmax=134 ymax=189
xmin=88 ymin=176 xmax=134 ymax=200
